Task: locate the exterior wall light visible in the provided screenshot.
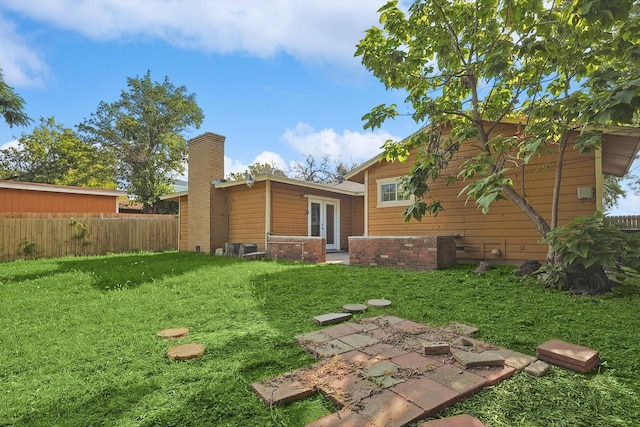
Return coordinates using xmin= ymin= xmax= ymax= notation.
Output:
xmin=247 ymin=174 xmax=254 ymax=188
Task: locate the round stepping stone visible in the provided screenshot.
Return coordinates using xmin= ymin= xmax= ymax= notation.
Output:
xmin=156 ymin=327 xmax=189 ymax=339
xmin=367 ymin=299 xmax=392 ymax=308
xmin=342 ymin=303 xmax=368 ymax=313
xmin=167 ymin=343 xmax=205 ymax=361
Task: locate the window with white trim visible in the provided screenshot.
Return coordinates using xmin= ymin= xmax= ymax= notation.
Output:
xmin=376 ymin=177 xmax=413 ymax=207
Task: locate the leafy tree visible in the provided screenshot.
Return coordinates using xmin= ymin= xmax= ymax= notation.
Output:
xmin=603 ymin=175 xmax=628 ymax=212
xmin=228 ymin=162 xmax=287 ymax=180
xmin=333 ymin=159 xmax=359 ymax=182
xmin=78 ymin=71 xmax=203 ymax=213
xmin=0 ymin=117 xmax=117 ymax=188
xmin=0 ymin=68 xmax=31 ymax=128
xmin=356 ymin=0 xmax=640 ymax=292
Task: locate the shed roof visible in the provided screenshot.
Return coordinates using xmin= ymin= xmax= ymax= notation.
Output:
xmin=0 ymin=180 xmax=125 ymax=197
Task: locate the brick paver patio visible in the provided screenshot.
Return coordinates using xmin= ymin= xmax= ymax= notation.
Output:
xmin=252 ymin=315 xmax=539 ymax=426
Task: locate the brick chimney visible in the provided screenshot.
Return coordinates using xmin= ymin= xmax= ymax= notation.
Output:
xmin=187 ymin=132 xmax=228 ymax=253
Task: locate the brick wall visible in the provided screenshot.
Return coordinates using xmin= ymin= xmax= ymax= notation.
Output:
xmin=188 ymin=132 xmax=226 ymax=253
xmin=348 ymin=236 xmax=457 ymax=270
xmin=267 ymin=235 xmax=326 ymax=263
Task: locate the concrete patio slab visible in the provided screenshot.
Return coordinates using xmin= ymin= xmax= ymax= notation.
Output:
xmin=420 ymin=414 xmax=486 ymax=427
xmin=251 ymin=374 xmax=314 ymax=406
xmin=357 ymin=389 xmax=425 ymax=427
xmin=391 ymin=377 xmax=460 ymax=417
xmin=312 ymin=339 xmax=355 ymax=358
xmin=471 ymin=365 xmax=518 ymax=385
xmin=494 ymin=348 xmax=537 ymax=369
xmin=295 ymin=331 xmax=332 ymax=344
xmin=391 ymin=352 xmax=444 ymax=372
xmin=306 ymin=407 xmax=376 ymax=427
xmin=362 ymin=343 xmax=410 ymax=360
xmin=339 ymin=333 xmax=380 ymax=349
xmin=317 ymin=372 xmax=381 ymax=407
xmin=322 ymin=323 xmax=360 ymax=339
xmin=424 ymin=365 xmax=487 ymax=398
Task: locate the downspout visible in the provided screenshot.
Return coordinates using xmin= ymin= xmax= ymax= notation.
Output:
xmin=364 ymin=170 xmax=369 ymax=236
xmin=265 ymin=180 xmax=271 ymax=251
xmin=595 ymin=149 xmax=603 ymax=213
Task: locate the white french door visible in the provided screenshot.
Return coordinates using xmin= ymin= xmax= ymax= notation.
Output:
xmin=309 ymin=198 xmax=339 ymax=250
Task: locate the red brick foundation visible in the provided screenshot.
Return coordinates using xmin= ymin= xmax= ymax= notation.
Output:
xmin=348 ymin=236 xmax=456 ymax=270
xmin=267 ymin=235 xmax=326 ymax=263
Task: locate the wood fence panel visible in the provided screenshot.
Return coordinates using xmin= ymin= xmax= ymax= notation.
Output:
xmin=0 ymin=214 xmax=178 ymax=262
xmin=605 ymin=215 xmax=640 ymax=230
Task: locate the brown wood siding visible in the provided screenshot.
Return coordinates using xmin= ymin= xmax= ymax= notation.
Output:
xmin=366 ymin=125 xmax=597 ymax=264
xmin=351 ymin=196 xmax=365 ymax=237
xmin=0 ymin=188 xmax=117 ymax=213
xmin=270 ymin=182 xmax=359 ymax=249
xmin=227 ymin=183 xmax=266 ymax=250
xmin=179 ymin=195 xmax=188 ymax=251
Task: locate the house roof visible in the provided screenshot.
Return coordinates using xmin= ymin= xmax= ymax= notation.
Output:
xmin=214 ymin=175 xmax=364 ymax=195
xmin=0 ymin=180 xmax=125 ymax=197
xmin=344 ymin=122 xmax=640 ymax=182
xmin=159 ymin=176 xmax=364 ymax=201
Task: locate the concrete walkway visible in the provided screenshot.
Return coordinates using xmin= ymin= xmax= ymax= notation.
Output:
xmin=325 ymin=251 xmax=349 ymax=264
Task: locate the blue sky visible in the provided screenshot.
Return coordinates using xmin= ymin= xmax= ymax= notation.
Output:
xmin=0 ymin=0 xmax=638 ymax=214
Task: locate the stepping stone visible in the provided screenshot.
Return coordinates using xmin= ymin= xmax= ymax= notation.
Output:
xmin=313 ymin=312 xmax=352 ymax=326
xmin=251 ymin=376 xmax=314 ymax=406
xmin=367 ymin=298 xmax=392 ymax=308
xmin=166 ymin=343 xmax=204 ymax=361
xmin=525 ymin=360 xmax=551 ymax=377
xmin=536 ymin=339 xmax=600 ymax=373
xmin=453 ymin=351 xmax=504 ymax=368
xmin=420 ymin=414 xmax=487 ymax=426
xmin=156 ymin=327 xmax=189 ymax=339
xmin=423 ymin=342 xmax=450 ymax=355
xmin=342 ymin=303 xmax=368 ymax=313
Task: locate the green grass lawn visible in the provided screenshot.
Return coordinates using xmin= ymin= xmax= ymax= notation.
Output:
xmin=1 ymin=252 xmax=639 ymax=426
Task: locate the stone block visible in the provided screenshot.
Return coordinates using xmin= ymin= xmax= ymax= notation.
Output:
xmin=525 ymin=360 xmax=551 ymax=377
xmin=313 ymin=312 xmax=352 ymax=326
xmin=453 ymin=351 xmax=504 ymax=368
xmin=423 ymin=342 xmax=450 ymax=355
xmin=536 ymin=339 xmax=600 ymax=373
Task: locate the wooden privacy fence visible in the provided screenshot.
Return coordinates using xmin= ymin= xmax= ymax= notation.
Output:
xmin=0 ymin=213 xmax=178 ymax=262
xmin=605 ymin=215 xmax=640 ymax=230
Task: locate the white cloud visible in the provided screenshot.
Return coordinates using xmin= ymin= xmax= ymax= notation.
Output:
xmin=252 ymin=151 xmax=287 ymax=171
xmin=281 ymin=122 xmax=398 ymax=165
xmin=0 ymin=139 xmax=20 ymax=150
xmin=1 ymin=0 xmax=387 ymax=67
xmin=0 ymin=14 xmax=48 ymax=87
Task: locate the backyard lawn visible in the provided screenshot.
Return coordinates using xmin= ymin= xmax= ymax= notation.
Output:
xmin=1 ymin=251 xmax=639 ymax=426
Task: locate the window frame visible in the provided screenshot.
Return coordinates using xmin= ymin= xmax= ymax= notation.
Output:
xmin=376 ymin=176 xmax=414 ymax=208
